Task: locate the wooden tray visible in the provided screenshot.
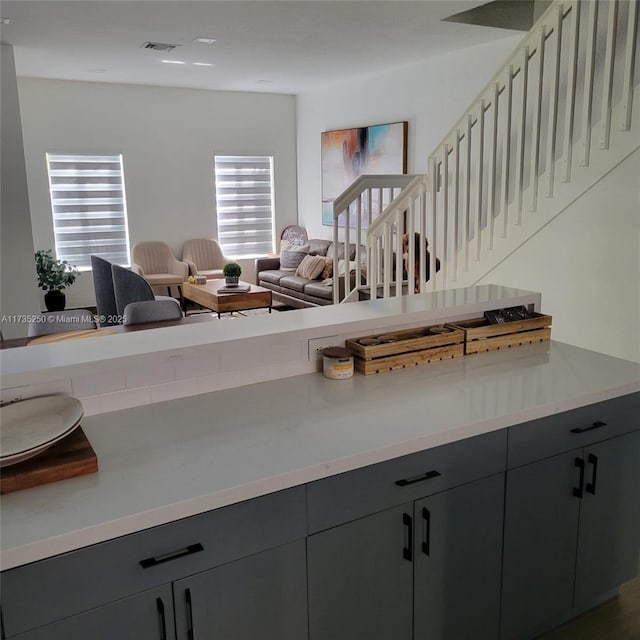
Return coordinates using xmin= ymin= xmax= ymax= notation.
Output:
xmin=446 ymin=313 xmax=552 ymax=355
xmin=1 ymin=427 xmax=98 ymax=494
xmin=346 ymin=325 xmax=465 ymax=375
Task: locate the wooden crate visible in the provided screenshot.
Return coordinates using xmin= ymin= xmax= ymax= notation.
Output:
xmin=346 ymin=325 xmax=465 ymax=375
xmin=446 ymin=313 xmax=552 ymax=355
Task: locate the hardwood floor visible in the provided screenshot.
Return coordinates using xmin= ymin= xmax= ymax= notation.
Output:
xmin=537 ymin=575 xmax=640 ymax=640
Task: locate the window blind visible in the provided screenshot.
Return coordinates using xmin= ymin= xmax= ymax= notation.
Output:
xmin=214 ymin=155 xmax=275 ymax=258
xmin=46 ymin=154 xmax=131 ymax=270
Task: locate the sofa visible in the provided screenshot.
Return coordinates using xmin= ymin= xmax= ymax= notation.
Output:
xmin=255 ymin=239 xmax=362 ymax=308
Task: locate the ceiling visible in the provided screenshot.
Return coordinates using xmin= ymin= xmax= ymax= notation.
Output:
xmin=1 ymin=1 xmax=524 ymax=95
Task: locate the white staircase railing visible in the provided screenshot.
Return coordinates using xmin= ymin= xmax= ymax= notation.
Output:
xmin=330 ymin=174 xmax=416 ymax=303
xmin=331 ymin=0 xmax=638 ymax=301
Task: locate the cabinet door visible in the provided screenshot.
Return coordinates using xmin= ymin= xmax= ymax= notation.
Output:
xmin=12 ymin=585 xmax=175 ymax=640
xmin=501 ymin=451 xmax=582 ymax=640
xmin=413 ymin=473 xmax=504 ymax=640
xmin=173 ymin=540 xmax=307 ymax=640
xmin=307 ymin=503 xmax=413 ymax=640
xmin=574 ymin=430 xmax=640 ymax=607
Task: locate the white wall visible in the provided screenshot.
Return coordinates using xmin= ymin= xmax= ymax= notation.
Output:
xmin=17 ymin=78 xmax=298 ymax=307
xmin=1 ymin=45 xmax=41 ymax=339
xmin=295 ymin=34 xmax=522 ymax=240
xmin=478 ymin=148 xmax=640 ymax=363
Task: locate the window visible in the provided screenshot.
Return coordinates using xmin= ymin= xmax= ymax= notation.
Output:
xmin=214 ymin=155 xmax=275 ymax=257
xmin=46 ymin=154 xmax=131 ymax=270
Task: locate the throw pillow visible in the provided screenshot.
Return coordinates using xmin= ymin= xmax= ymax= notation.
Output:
xmin=296 ymin=254 xmax=326 ymax=280
xmin=321 ymin=257 xmax=333 ymax=281
xmin=280 ymin=244 xmax=309 ymax=271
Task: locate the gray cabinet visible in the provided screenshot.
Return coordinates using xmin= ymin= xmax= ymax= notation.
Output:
xmin=12 ymin=542 xmax=308 ymax=640
xmin=307 ymin=503 xmax=414 ymax=640
xmin=307 ymin=430 xmax=507 ymax=534
xmin=414 ymin=473 xmax=504 ymax=640
xmin=12 ymin=585 xmax=175 ymax=640
xmin=574 ymin=431 xmax=640 ymax=606
xmin=4 ymin=393 xmax=638 ymax=640
xmin=307 ymin=474 xmax=505 ymax=640
xmin=307 ymin=431 xmax=507 ymax=640
xmin=173 ymin=540 xmax=308 ymax=640
xmin=501 ymin=429 xmax=640 ymax=640
xmin=1 ymin=487 xmax=307 ymax=640
xmin=501 ymin=451 xmax=581 ymax=639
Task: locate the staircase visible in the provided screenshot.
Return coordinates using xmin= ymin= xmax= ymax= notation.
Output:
xmin=331 ymin=0 xmax=639 ymax=302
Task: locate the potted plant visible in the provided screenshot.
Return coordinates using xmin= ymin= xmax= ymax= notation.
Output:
xmin=35 ymin=249 xmax=79 ymax=312
xmin=223 ymin=262 xmax=242 ymax=286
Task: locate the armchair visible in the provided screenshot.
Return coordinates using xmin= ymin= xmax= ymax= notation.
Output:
xmin=181 ymin=238 xmax=230 ymax=279
xmin=130 ymin=241 xmax=188 ymax=301
xmin=90 ymin=255 xmax=119 ymax=327
xmin=111 ymin=264 xmax=183 ymax=319
xmin=28 ymin=310 xmax=96 ymax=338
xmin=122 ymin=300 xmax=183 ymax=326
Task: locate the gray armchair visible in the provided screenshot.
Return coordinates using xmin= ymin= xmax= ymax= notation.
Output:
xmin=90 ymin=255 xmax=119 ymax=327
xmin=123 ymin=300 xmax=183 ymax=326
xmin=28 ymin=310 xmax=96 ymax=338
xmin=111 ymin=264 xmax=183 ymax=320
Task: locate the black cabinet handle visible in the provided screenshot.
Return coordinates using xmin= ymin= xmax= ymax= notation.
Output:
xmin=140 ymin=543 xmax=204 ymax=568
xmin=185 ymin=588 xmax=194 ymax=640
xmin=395 ymin=470 xmax=441 ymax=487
xmin=573 ymin=457 xmax=585 ymax=498
xmin=422 ymin=507 xmax=431 ymax=557
xmin=571 ymin=420 xmax=607 ymax=434
xmin=156 ymin=598 xmax=167 ymax=640
xmin=586 ymin=453 xmax=599 ymax=495
xmin=402 ymin=513 xmax=413 ymax=562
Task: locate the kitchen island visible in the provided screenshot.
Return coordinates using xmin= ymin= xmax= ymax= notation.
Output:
xmin=1 ymin=338 xmax=639 ymax=640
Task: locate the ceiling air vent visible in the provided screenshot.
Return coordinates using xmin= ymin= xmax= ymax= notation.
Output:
xmin=140 ymin=42 xmax=181 ymax=52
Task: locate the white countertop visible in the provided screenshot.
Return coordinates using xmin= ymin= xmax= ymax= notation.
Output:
xmin=1 ymin=340 xmax=638 ymax=571
xmin=1 ymin=284 xmax=540 ymax=387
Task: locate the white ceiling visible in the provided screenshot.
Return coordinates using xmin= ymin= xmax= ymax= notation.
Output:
xmin=1 ymin=1 xmax=522 ymax=95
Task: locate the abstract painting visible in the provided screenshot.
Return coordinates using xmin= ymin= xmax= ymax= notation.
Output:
xmin=321 ymin=121 xmax=407 ymax=226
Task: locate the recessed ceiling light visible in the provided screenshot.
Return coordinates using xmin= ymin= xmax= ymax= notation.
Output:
xmin=193 ymin=37 xmax=216 ymax=44
xmin=88 ymin=68 xmax=107 ymax=74
xmin=162 ymin=60 xmax=186 ymax=65
xmin=1 ymin=17 xmax=11 ymax=24
xmin=193 ymin=62 xmax=213 ymax=67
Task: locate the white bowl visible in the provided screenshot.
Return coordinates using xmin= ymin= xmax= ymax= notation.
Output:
xmin=0 ymin=396 xmax=83 ymax=467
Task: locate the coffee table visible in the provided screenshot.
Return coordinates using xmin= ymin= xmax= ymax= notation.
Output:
xmin=182 ymin=280 xmax=272 ymax=318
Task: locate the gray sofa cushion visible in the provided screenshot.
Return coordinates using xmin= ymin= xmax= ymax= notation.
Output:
xmin=259 ymin=269 xmax=289 ymax=285
xmin=279 ymin=275 xmax=311 ymax=293
xmin=303 ymin=281 xmax=333 ymax=301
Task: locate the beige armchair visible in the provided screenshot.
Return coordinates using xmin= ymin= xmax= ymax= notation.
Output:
xmin=182 ymin=238 xmax=231 ymax=280
xmin=130 ymin=241 xmax=189 ymax=299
